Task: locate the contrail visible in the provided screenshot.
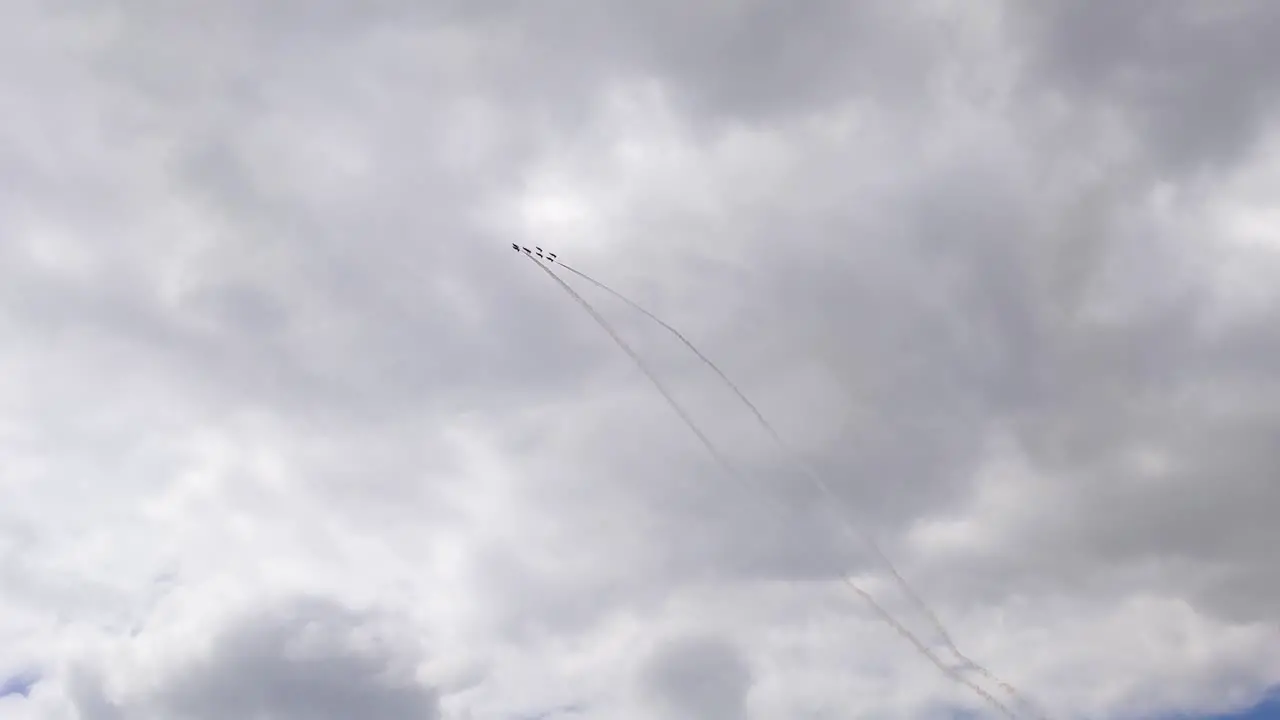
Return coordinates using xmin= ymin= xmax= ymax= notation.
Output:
xmin=524 ymin=255 xmax=740 ymax=479
xmin=556 ymin=262 xmax=956 ymax=629
xmin=524 ymin=253 xmax=1019 ymax=719
xmin=554 ymin=258 xmax=1043 ymax=719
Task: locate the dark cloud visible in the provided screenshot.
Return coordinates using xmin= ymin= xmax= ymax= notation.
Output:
xmin=641 ymin=634 xmax=753 ymax=720
xmin=1011 ymin=0 xmax=1280 ymax=174
xmin=507 ymin=0 xmax=946 ymax=123
xmin=83 ymin=0 xmax=949 ymax=130
xmin=73 ymin=598 xmax=439 ymax=720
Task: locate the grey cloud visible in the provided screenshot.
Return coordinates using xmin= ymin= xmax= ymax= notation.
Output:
xmin=560 ymin=81 xmax=1280 ymax=633
xmin=75 ymin=597 xmax=439 ymax=720
xmin=68 ymin=668 xmax=124 ymax=720
xmin=517 ymin=0 xmax=946 ymax=122
xmin=483 ymin=127 xmax=1279 ymax=635
xmin=1011 ymin=0 xmax=1280 ymax=174
xmin=641 ymin=634 xmax=753 ymax=720
xmin=4 ymin=147 xmax=603 ymax=434
xmin=91 ymin=0 xmax=949 ymax=127
xmin=818 ymin=177 xmax=1280 ymax=621
xmin=1 ymin=0 xmax=971 ymax=442
xmin=14 ymin=0 xmax=1278 ymax=590
xmin=6 ymin=0 xmax=1280 ymax=716
xmin=9 ymin=0 xmax=613 ymax=428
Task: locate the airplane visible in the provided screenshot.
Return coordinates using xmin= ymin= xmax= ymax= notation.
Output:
xmin=511 ymin=244 xmax=558 ymax=263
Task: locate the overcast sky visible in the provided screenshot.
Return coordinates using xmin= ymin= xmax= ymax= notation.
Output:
xmin=3 ymin=1 xmax=1280 ymax=719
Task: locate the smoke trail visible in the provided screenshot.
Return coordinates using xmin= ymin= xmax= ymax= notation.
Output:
xmin=527 ymin=255 xmax=1019 ymax=719
xmin=555 ymin=260 xmax=1044 ymax=719
xmin=525 ymin=255 xmax=739 ymax=479
xmin=556 ymin=263 xmax=951 ymax=625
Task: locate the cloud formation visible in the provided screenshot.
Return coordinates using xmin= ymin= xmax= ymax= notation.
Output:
xmin=2 ymin=1 xmax=1279 ymax=718
xmin=641 ymin=634 xmax=753 ymax=720
xmin=67 ymin=598 xmax=438 ymax=720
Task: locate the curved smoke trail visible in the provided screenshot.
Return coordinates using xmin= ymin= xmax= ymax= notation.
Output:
xmin=525 ymin=254 xmax=1019 ymax=719
xmin=526 ymin=256 xmax=739 ymax=478
xmin=553 ymin=259 xmax=1044 ymax=719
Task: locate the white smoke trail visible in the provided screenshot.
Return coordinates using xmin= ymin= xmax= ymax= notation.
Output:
xmin=526 ymin=255 xmax=739 ymax=478
xmin=554 ymin=259 xmax=1045 ymax=719
xmin=526 ymin=254 xmax=1019 ymax=719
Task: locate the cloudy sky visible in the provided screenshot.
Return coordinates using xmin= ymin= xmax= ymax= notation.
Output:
xmin=3 ymin=1 xmax=1280 ymax=718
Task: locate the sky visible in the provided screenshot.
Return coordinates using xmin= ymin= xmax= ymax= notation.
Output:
xmin=1207 ymin=694 xmax=1280 ymax=720
xmin=2 ymin=1 xmax=1279 ymax=719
